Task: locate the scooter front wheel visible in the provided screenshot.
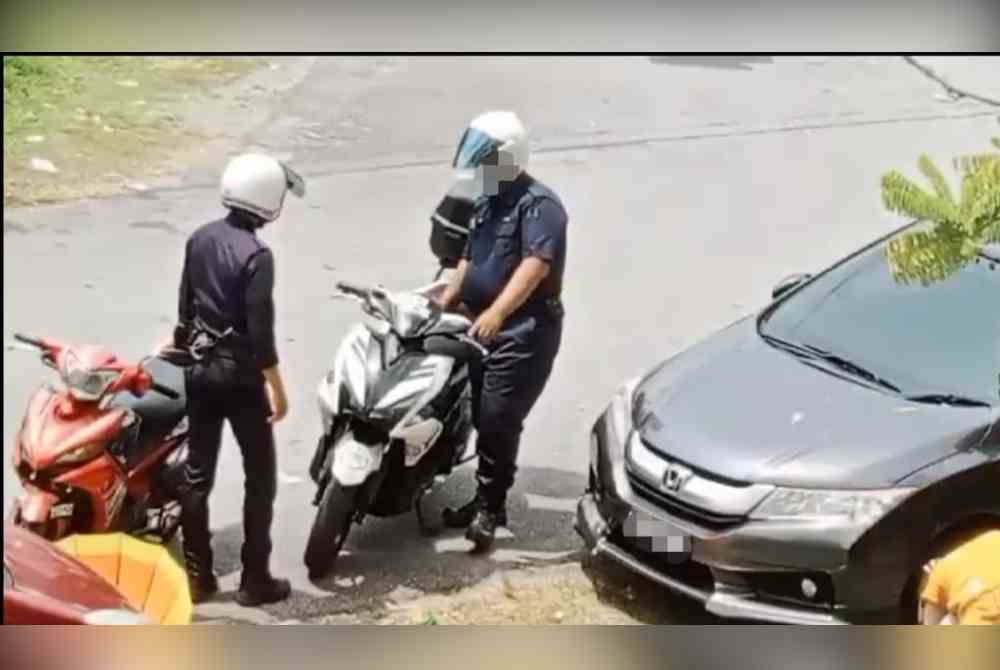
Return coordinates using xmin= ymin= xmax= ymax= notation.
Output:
xmin=24 ymin=518 xmax=71 ymax=541
xmin=304 ymin=480 xmax=359 ymax=581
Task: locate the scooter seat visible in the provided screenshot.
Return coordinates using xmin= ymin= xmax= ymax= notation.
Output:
xmin=111 ymin=359 xmax=187 ymax=469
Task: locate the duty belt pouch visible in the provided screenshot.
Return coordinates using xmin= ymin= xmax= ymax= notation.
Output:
xmin=184 ymin=317 xmax=235 ymax=362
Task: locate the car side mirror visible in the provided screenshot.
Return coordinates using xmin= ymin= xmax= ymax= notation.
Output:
xmin=772 ymin=273 xmax=812 ymax=300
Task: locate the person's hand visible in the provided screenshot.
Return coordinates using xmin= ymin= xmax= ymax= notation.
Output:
xmin=267 ymin=384 xmax=289 ymax=424
xmin=468 ymin=307 xmax=505 ymax=343
xmin=262 ymin=365 xmax=289 ymax=424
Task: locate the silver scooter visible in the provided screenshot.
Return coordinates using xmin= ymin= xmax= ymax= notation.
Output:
xmin=304 ymin=278 xmax=486 ymax=579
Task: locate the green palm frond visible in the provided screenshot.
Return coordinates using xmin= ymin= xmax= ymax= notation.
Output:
xmin=882 ymin=136 xmax=1000 ymax=284
xmin=885 ymin=222 xmax=973 ymax=286
xmin=918 ymin=155 xmax=956 ymax=206
xmin=881 ymin=172 xmax=958 ymax=223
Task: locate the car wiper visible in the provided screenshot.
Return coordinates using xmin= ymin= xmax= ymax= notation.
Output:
xmin=759 ymin=334 xmax=819 ymax=358
xmin=798 ymin=344 xmax=903 ymax=394
xmin=904 ymin=394 xmax=993 ymax=408
xmin=760 ymin=334 xmax=902 ymax=393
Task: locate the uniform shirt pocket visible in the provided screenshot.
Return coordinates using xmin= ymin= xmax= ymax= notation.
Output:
xmin=493 ymin=219 xmax=520 ymax=259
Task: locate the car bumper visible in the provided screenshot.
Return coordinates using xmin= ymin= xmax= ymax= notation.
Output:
xmin=576 ymin=492 xmax=848 ymax=625
xmin=577 ymin=416 xmax=910 ymax=625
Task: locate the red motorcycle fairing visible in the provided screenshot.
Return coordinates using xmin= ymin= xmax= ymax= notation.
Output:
xmin=19 ymin=387 xmax=129 ymax=472
xmin=52 ymin=452 xmax=129 ymax=532
xmin=15 ymin=385 xmax=132 ymax=535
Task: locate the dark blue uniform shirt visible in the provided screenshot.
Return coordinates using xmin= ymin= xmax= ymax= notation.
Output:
xmin=178 ymin=211 xmax=279 ymax=370
xmin=460 ymin=172 xmax=568 ymax=317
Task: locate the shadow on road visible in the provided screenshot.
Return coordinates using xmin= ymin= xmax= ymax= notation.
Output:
xmin=195 ymin=464 xmax=732 ymax=623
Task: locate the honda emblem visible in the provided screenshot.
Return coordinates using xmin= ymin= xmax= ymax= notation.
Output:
xmin=662 ymin=462 xmax=693 ymax=493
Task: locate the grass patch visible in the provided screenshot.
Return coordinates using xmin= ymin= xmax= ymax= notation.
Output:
xmin=3 ymin=56 xmax=261 ymax=207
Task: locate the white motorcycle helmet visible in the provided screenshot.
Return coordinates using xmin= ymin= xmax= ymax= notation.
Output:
xmin=220 ymin=153 xmax=306 ymax=223
xmin=451 ymin=111 xmax=530 ymax=199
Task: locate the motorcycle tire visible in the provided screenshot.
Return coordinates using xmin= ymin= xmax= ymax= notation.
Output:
xmin=304 ymin=480 xmax=358 ymax=580
xmin=25 ymin=518 xmax=71 ymax=541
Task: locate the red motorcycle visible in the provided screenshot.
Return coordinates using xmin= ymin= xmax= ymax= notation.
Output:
xmin=9 ymin=333 xmax=191 ymax=542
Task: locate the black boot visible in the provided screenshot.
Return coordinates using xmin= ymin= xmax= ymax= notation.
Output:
xmin=183 ymin=550 xmax=219 ymax=604
xmin=466 ymin=508 xmax=502 ymax=553
xmin=235 ymin=573 xmax=291 ymax=607
xmin=443 ymin=495 xmax=507 ymax=529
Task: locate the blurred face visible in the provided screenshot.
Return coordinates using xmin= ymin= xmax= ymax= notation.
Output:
xmin=476 ymin=148 xmax=521 ymax=196
xmin=452 ymin=128 xmax=521 ymax=198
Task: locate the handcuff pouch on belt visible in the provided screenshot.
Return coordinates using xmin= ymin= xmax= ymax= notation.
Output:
xmin=178 ymin=317 xmax=236 ymax=362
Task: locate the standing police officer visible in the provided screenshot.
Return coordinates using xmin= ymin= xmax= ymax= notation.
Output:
xmin=435 ymin=111 xmax=568 ymax=552
xmin=174 ymin=153 xmax=305 ymax=606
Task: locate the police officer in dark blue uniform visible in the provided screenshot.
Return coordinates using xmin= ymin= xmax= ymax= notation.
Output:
xmin=173 ymin=154 xmax=305 ymax=605
xmin=435 ymin=111 xmax=567 ymax=551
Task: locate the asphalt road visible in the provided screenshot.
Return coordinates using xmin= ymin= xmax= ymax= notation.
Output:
xmin=3 ymin=56 xmax=996 ymax=623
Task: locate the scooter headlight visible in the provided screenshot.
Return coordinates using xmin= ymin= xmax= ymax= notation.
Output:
xmin=61 ymin=351 xmax=118 ymax=402
xmin=55 ymin=442 xmax=105 ymax=466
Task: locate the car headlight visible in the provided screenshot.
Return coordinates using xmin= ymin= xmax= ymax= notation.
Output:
xmin=55 ymin=442 xmax=105 ymax=466
xmin=83 ymin=608 xmax=153 ymax=625
xmin=750 ymin=487 xmax=917 ymax=526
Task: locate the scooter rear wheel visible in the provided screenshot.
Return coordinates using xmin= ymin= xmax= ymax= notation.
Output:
xmin=304 ymin=481 xmax=358 ymax=581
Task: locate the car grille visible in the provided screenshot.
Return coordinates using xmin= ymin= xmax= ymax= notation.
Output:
xmin=627 ymin=471 xmax=746 ymax=531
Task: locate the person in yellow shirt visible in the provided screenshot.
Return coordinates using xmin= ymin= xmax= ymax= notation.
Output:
xmin=920 ymin=529 xmax=1000 ymax=625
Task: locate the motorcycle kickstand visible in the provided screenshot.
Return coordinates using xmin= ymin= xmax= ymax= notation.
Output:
xmin=414 ymin=485 xmax=441 ymax=537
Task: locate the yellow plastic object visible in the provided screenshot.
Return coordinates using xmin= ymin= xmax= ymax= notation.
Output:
xmin=54 ymin=534 xmax=192 ymax=625
xmin=921 ymin=530 xmax=1000 ymax=625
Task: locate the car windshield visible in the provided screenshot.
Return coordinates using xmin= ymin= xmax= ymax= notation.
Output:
xmin=759 ymin=228 xmax=1000 ymax=405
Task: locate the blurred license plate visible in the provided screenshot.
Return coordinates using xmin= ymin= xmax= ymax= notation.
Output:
xmin=623 ymin=508 xmax=692 ymax=560
xmin=50 ymin=503 xmax=74 ymax=519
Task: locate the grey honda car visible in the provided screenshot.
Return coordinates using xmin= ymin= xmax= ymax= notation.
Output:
xmin=577 ymin=221 xmax=999 ymax=624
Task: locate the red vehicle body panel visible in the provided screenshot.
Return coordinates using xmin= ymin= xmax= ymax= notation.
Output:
xmin=11 ymin=338 xmax=188 ymax=542
xmin=3 ymin=523 xmax=132 ymax=624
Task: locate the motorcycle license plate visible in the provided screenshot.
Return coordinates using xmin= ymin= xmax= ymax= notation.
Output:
xmin=50 ymin=503 xmax=74 ymax=519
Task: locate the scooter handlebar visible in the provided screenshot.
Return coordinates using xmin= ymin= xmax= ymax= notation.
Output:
xmin=14 ymin=333 xmax=44 ymax=348
xmin=456 ymin=334 xmax=489 ymax=358
xmin=151 ymin=382 xmax=180 ymax=400
xmin=335 ymin=281 xmax=370 ymax=298
xmin=335 ymin=281 xmax=388 ymax=301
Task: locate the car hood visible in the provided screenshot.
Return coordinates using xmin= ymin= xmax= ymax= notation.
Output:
xmin=633 ymin=316 xmax=994 ymax=488
xmin=3 ymin=523 xmax=131 ymax=613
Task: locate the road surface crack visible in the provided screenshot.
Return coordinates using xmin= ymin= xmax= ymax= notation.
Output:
xmin=903 ymin=56 xmax=1000 ymax=107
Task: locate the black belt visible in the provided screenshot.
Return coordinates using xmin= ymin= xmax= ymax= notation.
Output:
xmin=207 ymin=343 xmax=254 ymax=362
xmin=504 ymin=296 xmax=564 ymax=323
